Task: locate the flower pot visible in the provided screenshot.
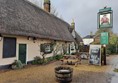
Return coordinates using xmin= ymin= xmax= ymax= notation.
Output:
xmin=55 ymin=66 xmax=73 ymax=83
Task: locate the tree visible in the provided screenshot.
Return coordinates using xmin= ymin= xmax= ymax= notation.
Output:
xmin=28 ymin=0 xmax=60 ymax=17
xmin=108 ymin=33 xmax=118 ymax=54
xmin=109 ymin=33 xmax=118 ymax=45
xmin=94 ymin=28 xmax=118 ymax=54
xmin=95 ymin=28 xmax=113 ymax=36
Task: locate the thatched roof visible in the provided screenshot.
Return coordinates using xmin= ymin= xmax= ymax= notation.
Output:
xmin=0 ymin=0 xmax=74 ymax=42
xmin=75 ymin=31 xmax=83 ymax=43
xmin=68 ymin=27 xmax=82 ymax=44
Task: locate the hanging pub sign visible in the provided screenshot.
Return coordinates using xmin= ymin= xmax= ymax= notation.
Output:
xmin=97 ymin=7 xmax=113 ymax=28
xmin=89 ymin=45 xmax=101 ymax=66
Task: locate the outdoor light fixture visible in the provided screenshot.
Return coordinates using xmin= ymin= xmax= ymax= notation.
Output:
xmin=0 ymin=34 xmax=3 ymax=41
xmin=33 ymin=37 xmax=37 ymax=43
xmin=65 ymin=41 xmax=67 ymax=44
xmin=27 ymin=36 xmax=32 ymax=40
xmin=103 ymin=44 xmax=106 ymax=47
xmin=41 ymin=39 xmax=44 ymax=41
xmin=27 ymin=36 xmax=30 ymax=40
xmin=103 ymin=44 xmax=107 ymax=65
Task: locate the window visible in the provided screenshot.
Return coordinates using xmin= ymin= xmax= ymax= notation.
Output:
xmin=3 ymin=37 xmax=16 ymax=58
xmin=40 ymin=43 xmax=53 ymax=54
xmin=45 ymin=44 xmax=51 ymax=53
xmin=70 ymin=44 xmax=75 ymax=50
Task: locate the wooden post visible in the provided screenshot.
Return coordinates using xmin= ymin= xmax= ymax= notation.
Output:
xmin=103 ymin=45 xmax=106 ymax=65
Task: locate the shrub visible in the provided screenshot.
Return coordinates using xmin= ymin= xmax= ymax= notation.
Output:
xmin=107 ymin=44 xmax=117 ymax=54
xmin=114 ymin=68 xmax=118 ymax=72
xmin=32 ymin=55 xmax=64 ymax=65
xmin=32 ymin=56 xmax=43 ymax=65
xmin=45 ymin=55 xmax=64 ymax=63
xmin=43 ymin=59 xmax=48 ymax=64
xmin=47 ymin=57 xmax=54 ymax=62
xmin=54 ymin=55 xmax=63 ymax=60
xmin=11 ymin=60 xmax=24 ymax=70
xmin=106 ymin=50 xmax=111 ymax=55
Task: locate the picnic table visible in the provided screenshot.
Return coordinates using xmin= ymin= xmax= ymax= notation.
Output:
xmin=61 ymin=55 xmax=81 ymax=65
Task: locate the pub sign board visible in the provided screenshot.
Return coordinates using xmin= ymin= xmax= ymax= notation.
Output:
xmin=97 ymin=7 xmax=113 ymax=28
xmin=89 ymin=45 xmax=101 ymax=66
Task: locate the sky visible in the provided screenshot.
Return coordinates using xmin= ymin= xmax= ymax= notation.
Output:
xmin=28 ymin=0 xmax=118 ymax=37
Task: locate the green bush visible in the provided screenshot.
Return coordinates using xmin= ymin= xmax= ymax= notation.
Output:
xmin=106 ymin=50 xmax=111 ymax=55
xmin=11 ymin=60 xmax=24 ymax=70
xmin=32 ymin=55 xmax=64 ymax=65
xmin=47 ymin=57 xmax=54 ymax=62
xmin=32 ymin=56 xmax=43 ymax=65
xmin=107 ymin=44 xmax=117 ymax=54
xmin=54 ymin=55 xmax=63 ymax=60
xmin=114 ymin=68 xmax=118 ymax=72
xmin=43 ymin=59 xmax=48 ymax=64
xmin=46 ymin=55 xmax=63 ymax=63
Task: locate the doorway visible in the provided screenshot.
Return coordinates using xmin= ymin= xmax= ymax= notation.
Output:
xmin=19 ymin=44 xmax=27 ymax=64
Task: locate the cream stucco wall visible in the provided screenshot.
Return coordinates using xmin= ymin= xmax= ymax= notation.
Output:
xmin=0 ymin=35 xmax=69 ymax=66
xmin=69 ymin=42 xmax=76 ymax=54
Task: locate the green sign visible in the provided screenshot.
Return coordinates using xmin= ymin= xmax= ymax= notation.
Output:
xmin=100 ymin=32 xmax=109 ymax=45
xmin=99 ymin=7 xmax=111 ymax=12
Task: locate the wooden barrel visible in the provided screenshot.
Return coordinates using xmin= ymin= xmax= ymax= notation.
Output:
xmin=55 ymin=66 xmax=73 ymax=83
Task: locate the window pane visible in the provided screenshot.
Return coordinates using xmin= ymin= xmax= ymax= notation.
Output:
xmin=3 ymin=37 xmax=16 ymax=58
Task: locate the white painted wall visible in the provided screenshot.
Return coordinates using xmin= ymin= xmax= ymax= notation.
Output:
xmin=70 ymin=42 xmax=76 ymax=54
xmin=0 ymin=35 xmax=68 ymax=66
xmin=83 ymin=38 xmax=94 ymax=45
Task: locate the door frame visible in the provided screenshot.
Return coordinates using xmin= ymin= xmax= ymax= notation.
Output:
xmin=18 ymin=44 xmax=28 ymax=64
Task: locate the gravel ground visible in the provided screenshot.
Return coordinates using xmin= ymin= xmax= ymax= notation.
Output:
xmin=106 ymin=55 xmax=118 ymax=83
xmin=0 ymin=59 xmax=111 ymax=83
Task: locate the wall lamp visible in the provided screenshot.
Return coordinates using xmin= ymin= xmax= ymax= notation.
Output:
xmin=27 ymin=36 xmax=32 ymax=40
xmin=0 ymin=34 xmax=3 ymax=41
xmin=27 ymin=36 xmax=37 ymax=43
xmin=33 ymin=37 xmax=37 ymax=43
xmin=65 ymin=41 xmax=67 ymax=44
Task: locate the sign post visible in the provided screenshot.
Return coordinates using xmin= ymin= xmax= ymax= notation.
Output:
xmin=103 ymin=45 xmax=106 ymax=65
xmin=98 ymin=7 xmax=112 ymax=65
xmin=100 ymin=32 xmax=109 ymax=65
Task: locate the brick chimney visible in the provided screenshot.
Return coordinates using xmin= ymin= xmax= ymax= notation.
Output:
xmin=44 ymin=0 xmax=51 ymax=12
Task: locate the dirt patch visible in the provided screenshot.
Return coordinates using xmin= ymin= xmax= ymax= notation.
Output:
xmin=0 ymin=59 xmax=111 ymax=83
